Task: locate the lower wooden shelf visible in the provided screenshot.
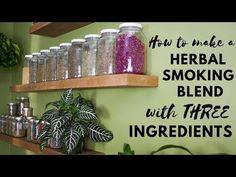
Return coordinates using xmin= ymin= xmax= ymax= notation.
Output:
xmin=0 ymin=134 xmax=103 ymax=155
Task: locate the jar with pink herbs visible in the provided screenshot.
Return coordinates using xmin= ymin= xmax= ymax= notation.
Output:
xmin=115 ymin=23 xmax=146 ymax=74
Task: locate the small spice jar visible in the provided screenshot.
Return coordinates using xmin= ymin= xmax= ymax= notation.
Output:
xmin=56 ymin=43 xmax=72 ymax=80
xmin=17 ymin=97 xmax=30 ymax=116
xmin=82 ymin=34 xmax=101 ymax=77
xmin=115 ymin=23 xmax=146 ymax=74
xmin=12 ymin=116 xmax=26 ymax=138
xmin=97 ymin=29 xmax=119 ymax=75
xmin=37 ymin=50 xmax=50 ymax=82
xmin=68 ymin=39 xmax=85 ymax=78
xmin=29 ymin=52 xmax=40 ymax=83
xmin=27 ymin=118 xmax=34 ymax=141
xmin=7 ymin=102 xmax=18 ymax=116
xmin=24 ymin=55 xmax=32 ymax=67
xmin=22 ymin=107 xmax=33 ymax=117
xmin=8 ymin=116 xmax=14 ymax=136
xmin=46 ymin=46 xmax=60 ymax=81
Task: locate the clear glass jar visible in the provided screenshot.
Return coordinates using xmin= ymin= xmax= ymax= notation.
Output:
xmin=115 ymin=23 xmax=146 ymax=74
xmin=56 ymin=43 xmax=71 ymax=80
xmin=24 ymin=55 xmax=32 ymax=67
xmin=8 ymin=116 xmax=14 ymax=136
xmin=37 ymin=50 xmax=49 ymax=82
xmin=12 ymin=116 xmax=26 ymax=137
xmin=32 ymin=119 xmax=39 ymax=143
xmin=68 ymin=39 xmax=85 ymax=78
xmin=7 ymin=102 xmax=18 ymax=116
xmin=49 ymin=137 xmax=62 ymax=149
xmin=27 ymin=118 xmax=34 ymax=141
xmin=22 ymin=107 xmax=33 ymax=117
xmin=29 ymin=52 xmax=40 ymax=83
xmin=82 ymin=34 xmax=101 ymax=77
xmin=97 ymin=29 xmax=119 ymax=75
xmin=46 ymin=46 xmax=60 ymax=81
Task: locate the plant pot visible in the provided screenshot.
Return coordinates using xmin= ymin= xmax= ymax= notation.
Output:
xmin=62 ymin=138 xmax=85 ymax=155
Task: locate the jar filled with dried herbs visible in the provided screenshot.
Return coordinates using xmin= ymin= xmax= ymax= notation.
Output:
xmin=12 ymin=116 xmax=26 ymax=138
xmin=29 ymin=52 xmax=40 ymax=83
xmin=68 ymin=39 xmax=85 ymax=78
xmin=82 ymin=34 xmax=101 ymax=77
xmin=37 ymin=50 xmax=49 ymax=82
xmin=56 ymin=43 xmax=71 ymax=80
xmin=46 ymin=46 xmax=60 ymax=81
xmin=97 ymin=29 xmax=119 ymax=75
xmin=115 ymin=23 xmax=146 ymax=74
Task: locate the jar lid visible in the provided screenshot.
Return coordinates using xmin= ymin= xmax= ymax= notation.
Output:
xmin=85 ymin=34 xmax=101 ymax=39
xmin=100 ymin=29 xmax=119 ymax=34
xmin=34 ymin=119 xmax=39 ymax=123
xmin=49 ymin=46 xmax=60 ymax=50
xmin=59 ymin=43 xmax=72 ymax=47
xmin=20 ymin=96 xmax=29 ymax=100
xmin=40 ymin=49 xmax=50 ymax=53
xmin=119 ymin=23 xmax=142 ymax=29
xmin=71 ymin=39 xmax=86 ymax=43
xmin=23 ymin=107 xmax=33 ymax=111
xmin=25 ymin=55 xmax=32 ymax=58
xmin=7 ymin=102 xmax=17 ymax=106
xmin=15 ymin=116 xmax=23 ymax=121
xmin=32 ymin=52 xmax=41 ymax=56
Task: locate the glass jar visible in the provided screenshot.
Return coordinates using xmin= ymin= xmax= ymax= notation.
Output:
xmin=8 ymin=116 xmax=14 ymax=136
xmin=29 ymin=52 xmax=40 ymax=83
xmin=56 ymin=43 xmax=71 ymax=80
xmin=23 ymin=116 xmax=33 ymax=132
xmin=37 ymin=50 xmax=49 ymax=82
xmin=24 ymin=55 xmax=32 ymax=67
xmin=12 ymin=116 xmax=26 ymax=137
xmin=97 ymin=29 xmax=119 ymax=75
xmin=0 ymin=115 xmax=3 ymax=133
xmin=115 ymin=23 xmax=146 ymax=74
xmin=82 ymin=34 xmax=101 ymax=77
xmin=49 ymin=137 xmax=62 ymax=149
xmin=22 ymin=107 xmax=33 ymax=117
xmin=68 ymin=39 xmax=85 ymax=78
xmin=27 ymin=118 xmax=34 ymax=141
xmin=18 ymin=97 xmax=30 ymax=116
xmin=7 ymin=102 xmax=18 ymax=116
xmin=46 ymin=46 xmax=60 ymax=81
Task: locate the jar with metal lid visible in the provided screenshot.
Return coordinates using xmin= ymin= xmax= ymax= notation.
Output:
xmin=37 ymin=50 xmax=50 ymax=82
xmin=29 ymin=52 xmax=40 ymax=83
xmin=27 ymin=118 xmax=34 ymax=141
xmin=8 ymin=116 xmax=14 ymax=136
xmin=115 ymin=23 xmax=146 ymax=74
xmin=23 ymin=116 xmax=33 ymax=132
xmin=12 ymin=116 xmax=26 ymax=137
xmin=22 ymin=107 xmax=33 ymax=117
xmin=49 ymin=137 xmax=62 ymax=149
xmin=82 ymin=34 xmax=101 ymax=77
xmin=46 ymin=46 xmax=60 ymax=81
xmin=24 ymin=54 xmax=32 ymax=67
xmin=68 ymin=39 xmax=85 ymax=78
xmin=0 ymin=115 xmax=7 ymax=134
xmin=7 ymin=102 xmax=18 ymax=116
xmin=56 ymin=43 xmax=72 ymax=80
xmin=0 ymin=115 xmax=3 ymax=133
xmin=97 ymin=29 xmax=119 ymax=75
xmin=18 ymin=97 xmax=30 ymax=116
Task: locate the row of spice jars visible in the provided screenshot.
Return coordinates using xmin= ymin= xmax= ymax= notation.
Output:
xmin=25 ymin=23 xmax=146 ymax=83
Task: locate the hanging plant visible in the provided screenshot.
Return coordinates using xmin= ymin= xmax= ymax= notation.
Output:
xmin=0 ymin=33 xmax=22 ymax=68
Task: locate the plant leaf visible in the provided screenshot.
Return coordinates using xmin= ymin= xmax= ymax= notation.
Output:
xmin=87 ymin=122 xmax=113 ymax=142
xmin=79 ymin=105 xmax=97 ymax=120
xmin=45 ymin=100 xmax=62 ymax=109
xmin=38 ymin=123 xmax=51 ymax=141
xmin=61 ymin=89 xmax=73 ymax=105
xmin=118 ymin=143 xmax=135 ymax=155
xmin=63 ymin=123 xmax=82 ymax=154
xmin=51 ymin=114 xmax=69 ymax=139
xmin=150 ymin=144 xmax=193 ymax=155
xmin=73 ymin=122 xmax=86 ymax=137
xmin=41 ymin=109 xmax=59 ymax=123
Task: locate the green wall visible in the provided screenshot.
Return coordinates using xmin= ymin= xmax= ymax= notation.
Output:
xmin=0 ymin=22 xmax=235 ymax=155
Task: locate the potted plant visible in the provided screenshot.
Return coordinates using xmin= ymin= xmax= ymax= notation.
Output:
xmin=0 ymin=33 xmax=22 ymax=68
xmin=38 ymin=89 xmax=113 ymax=154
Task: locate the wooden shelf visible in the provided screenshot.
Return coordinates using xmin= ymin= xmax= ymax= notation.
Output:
xmin=11 ymin=74 xmax=159 ymax=92
xmin=0 ymin=134 xmax=103 ymax=155
xmin=30 ymin=22 xmax=93 ymax=37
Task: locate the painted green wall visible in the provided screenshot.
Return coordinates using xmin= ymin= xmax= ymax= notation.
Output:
xmin=0 ymin=22 xmax=235 ymax=155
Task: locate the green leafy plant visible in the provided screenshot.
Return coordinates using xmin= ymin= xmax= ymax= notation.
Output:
xmin=38 ymin=89 xmax=113 ymax=154
xmin=118 ymin=143 xmax=135 ymax=155
xmin=118 ymin=143 xmax=193 ymax=155
xmin=0 ymin=33 xmax=22 ymax=68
